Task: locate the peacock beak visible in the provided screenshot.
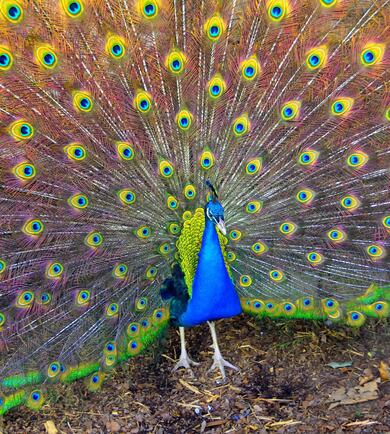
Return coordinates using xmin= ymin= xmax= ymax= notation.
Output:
xmin=216 ymin=218 xmax=226 ymax=236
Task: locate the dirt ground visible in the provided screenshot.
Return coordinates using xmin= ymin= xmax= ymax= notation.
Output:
xmin=2 ymin=316 xmax=390 ymax=433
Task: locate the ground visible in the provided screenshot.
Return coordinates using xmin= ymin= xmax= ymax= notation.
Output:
xmin=2 ymin=316 xmax=390 ymax=433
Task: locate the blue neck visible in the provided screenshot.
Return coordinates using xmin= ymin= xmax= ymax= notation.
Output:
xmin=178 ymin=217 xmax=242 ymax=327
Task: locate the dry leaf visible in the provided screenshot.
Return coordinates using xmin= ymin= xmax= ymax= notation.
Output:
xmin=327 ymin=378 xmax=380 ymax=409
xmin=379 ymin=361 xmax=390 ymax=381
xmin=359 ymin=368 xmax=374 ymax=386
xmin=327 ymin=361 xmax=353 ymax=369
xmin=44 ymin=421 xmax=58 ymax=434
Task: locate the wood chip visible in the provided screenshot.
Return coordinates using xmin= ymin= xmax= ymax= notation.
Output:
xmin=343 ymin=420 xmax=379 ymax=427
xmin=179 ymin=379 xmax=202 ymax=394
xmin=44 ymin=421 xmax=58 ymax=434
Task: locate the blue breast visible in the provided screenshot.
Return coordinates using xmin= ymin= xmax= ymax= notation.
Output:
xmin=178 ymin=218 xmax=242 ymax=327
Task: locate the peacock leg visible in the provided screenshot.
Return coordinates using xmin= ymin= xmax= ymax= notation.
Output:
xmin=172 ymin=326 xmax=200 ymax=372
xmin=207 ymin=321 xmax=239 ymax=379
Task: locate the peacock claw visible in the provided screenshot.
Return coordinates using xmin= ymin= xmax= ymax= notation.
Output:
xmin=172 ymin=353 xmax=200 ymax=372
xmin=208 ymin=353 xmax=239 ymax=380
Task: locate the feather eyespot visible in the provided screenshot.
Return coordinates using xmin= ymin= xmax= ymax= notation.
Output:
xmin=23 ymin=219 xmax=44 ymax=236
xmin=64 ymin=143 xmax=87 ymax=161
xmin=184 ymin=184 xmax=196 ymax=200
xmin=61 ymin=0 xmax=84 ymax=18
xmin=267 ymin=0 xmax=290 ymax=22
xmin=47 ymin=362 xmax=61 ymax=378
xmin=76 ymin=290 xmax=91 ymax=306
xmin=280 ymin=100 xmax=300 ymax=121
xmin=176 ymin=109 xmax=193 ymax=131
xmin=85 ymin=231 xmax=103 ymax=248
xmin=68 ymin=193 xmax=89 ymax=210
xmin=245 ymin=158 xmax=262 ymax=175
xmin=319 ymin=0 xmax=338 ymax=7
xmin=340 ymin=194 xmax=360 ymax=211
xmin=208 ymin=74 xmax=226 ymax=99
xmin=134 ymin=90 xmax=152 ymax=114
xmin=366 ymin=244 xmax=385 ymax=261
xmin=251 ymin=241 xmax=268 ymax=256
xmin=327 ymin=228 xmax=347 ymax=243
xmin=106 ymin=35 xmax=126 ymax=59
xmin=204 ymin=14 xmax=226 ymax=42
xmin=139 ymin=0 xmax=160 ymax=19
xmin=306 ymin=46 xmax=328 ymax=70
xmin=168 ymin=222 xmax=181 ymax=235
xmin=16 ymin=291 xmax=35 ymax=308
xmin=240 ymin=55 xmax=261 ymax=81
xmin=298 ymin=149 xmax=319 ymax=166
xmin=331 ymin=97 xmax=354 ymax=116
xmin=12 ymin=161 xmax=36 ymax=182
xmin=1 ymin=1 xmax=24 ymax=23
xmin=279 ymin=221 xmax=297 ymax=236
xmin=347 ymin=311 xmax=366 ymax=327
xmin=159 ymin=160 xmax=174 ymax=178
xmin=200 ymin=150 xmax=214 ymax=170
xmin=166 ymin=195 xmax=179 ymax=210
xmin=229 ymin=229 xmax=242 ymax=242
xmin=73 ymin=91 xmax=93 ymax=113
xmin=0 ymin=46 xmax=13 ymax=70
xmin=296 ymin=188 xmax=315 ymax=205
xmin=232 ymin=114 xmax=250 ymax=136
xmin=46 ymin=262 xmax=64 ymax=279
xmin=360 ymin=43 xmax=385 ymax=67
xmin=118 ymin=189 xmax=136 ymax=205
xmin=269 ymin=269 xmax=285 ymax=282
xmin=113 ymin=263 xmax=128 ymax=278
xmin=239 ymin=275 xmax=252 ymax=287
xmin=245 ymin=200 xmax=262 ymax=214
xmin=8 ymin=119 xmax=34 ymax=140
xmin=35 ymin=44 xmax=58 ymax=70
xmin=116 ymin=142 xmax=135 ymax=161
xmin=347 ymin=151 xmax=368 ymax=169
xmin=136 ymin=226 xmax=152 ymax=239
xmin=306 ymin=251 xmax=324 ymax=266
xmin=166 ymin=48 xmax=186 ymax=74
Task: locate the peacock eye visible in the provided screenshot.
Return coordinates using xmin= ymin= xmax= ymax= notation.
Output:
xmin=85 ymin=231 xmax=103 ymax=248
xmin=327 ymin=228 xmax=347 ymax=243
xmin=176 ymin=110 xmax=193 ymax=130
xmin=204 ymin=14 xmax=226 ymax=42
xmin=165 ymin=48 xmax=186 ymax=75
xmin=347 ymin=151 xmax=368 ymax=169
xmin=298 ymin=149 xmax=319 ymax=166
xmin=296 ymin=188 xmax=315 ymax=205
xmin=280 ymin=100 xmax=301 ymax=121
xmin=73 ymin=91 xmax=93 ymax=113
xmin=68 ymin=2 xmax=81 ymax=14
xmin=366 ymin=244 xmax=385 ymax=260
xmin=133 ymin=90 xmax=153 ymax=114
xmin=360 ymin=43 xmax=385 ymax=67
xmin=331 ymin=97 xmax=353 ymax=116
xmin=159 ymin=160 xmax=174 ymax=178
xmin=141 ymin=1 xmax=159 ymax=19
xmin=200 ymin=150 xmax=214 ymax=170
xmin=0 ymin=51 xmax=12 ymax=69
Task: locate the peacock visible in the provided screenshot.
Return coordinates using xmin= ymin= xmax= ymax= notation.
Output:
xmin=0 ymin=0 xmax=389 ymax=416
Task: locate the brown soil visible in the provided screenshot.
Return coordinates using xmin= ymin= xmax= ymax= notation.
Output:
xmin=2 ymin=317 xmax=390 ymax=433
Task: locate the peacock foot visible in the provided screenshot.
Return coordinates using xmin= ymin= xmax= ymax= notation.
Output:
xmin=172 ymin=352 xmax=200 ymax=372
xmin=208 ymin=351 xmax=239 ymax=380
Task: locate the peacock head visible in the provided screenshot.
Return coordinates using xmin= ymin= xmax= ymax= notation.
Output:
xmin=205 ymin=180 xmax=226 ymax=235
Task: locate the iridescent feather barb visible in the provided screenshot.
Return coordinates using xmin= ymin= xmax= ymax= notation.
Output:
xmin=0 ymin=0 xmax=389 ymax=415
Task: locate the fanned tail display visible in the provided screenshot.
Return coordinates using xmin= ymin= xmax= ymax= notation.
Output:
xmin=0 ymin=0 xmax=389 ymax=415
